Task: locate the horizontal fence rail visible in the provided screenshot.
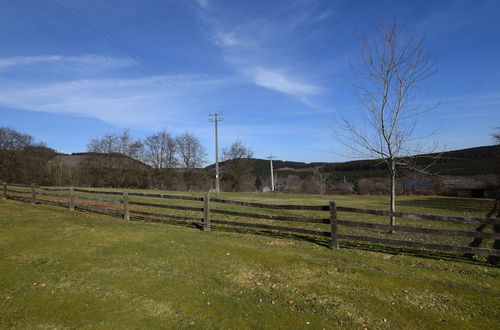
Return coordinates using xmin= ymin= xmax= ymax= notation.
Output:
xmin=74 ymin=195 xmax=122 ymax=204
xmin=210 ymin=208 xmax=330 ymax=224
xmin=8 ymin=183 xmax=33 ymax=188
xmin=129 ymin=201 xmax=203 ymax=212
xmin=37 ymin=191 xmax=69 ymax=198
xmin=337 ymin=220 xmax=500 ymax=239
xmin=73 ymin=188 xmax=204 ymax=201
xmin=73 ymin=188 xmax=122 ymax=195
xmin=38 ymin=187 xmax=69 ymax=192
xmin=210 ymin=198 xmax=330 ymax=211
xmin=211 ymin=219 xmax=331 ymax=237
xmin=128 ymin=191 xmax=203 ymax=201
xmin=129 ymin=209 xmax=203 ymax=223
xmin=2 ymin=182 xmax=499 ymax=259
xmin=337 ymin=206 xmax=500 ymax=225
xmin=37 ymin=198 xmax=69 ymax=208
xmin=6 ymin=189 xmax=31 ymax=194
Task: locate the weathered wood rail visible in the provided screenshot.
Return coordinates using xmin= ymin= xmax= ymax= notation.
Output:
xmin=2 ymin=182 xmax=500 ymax=258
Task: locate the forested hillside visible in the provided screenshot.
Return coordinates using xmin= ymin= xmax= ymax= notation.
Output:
xmin=208 ymin=145 xmax=499 ymax=179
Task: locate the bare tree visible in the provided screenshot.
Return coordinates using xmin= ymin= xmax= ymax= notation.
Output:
xmin=0 ymin=127 xmax=57 ymax=184
xmin=0 ymin=127 xmax=33 ymax=150
xmin=221 ymin=139 xmax=254 ymax=192
xmin=313 ymin=166 xmax=328 ymax=195
xmin=334 ymin=21 xmax=440 ymax=229
xmin=86 ymin=130 xmax=145 ymax=187
xmin=87 ymin=130 xmax=142 ymax=159
xmin=118 ymin=129 xmax=143 ymax=160
xmin=176 ymin=132 xmax=207 ymax=191
xmin=143 ymin=130 xmax=178 ymax=189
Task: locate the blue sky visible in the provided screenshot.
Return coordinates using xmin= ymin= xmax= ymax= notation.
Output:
xmin=0 ymin=0 xmax=499 ymax=163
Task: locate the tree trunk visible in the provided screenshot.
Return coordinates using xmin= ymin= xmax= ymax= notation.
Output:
xmin=390 ymin=162 xmax=396 ymax=233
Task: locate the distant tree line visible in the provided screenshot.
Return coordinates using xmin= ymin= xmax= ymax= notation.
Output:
xmin=0 ymin=127 xmax=58 ymax=185
xmin=0 ymin=127 xmax=255 ymax=192
xmin=1 ymin=126 xmax=498 ymax=196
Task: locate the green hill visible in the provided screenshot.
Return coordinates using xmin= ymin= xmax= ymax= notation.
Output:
xmin=206 ymin=145 xmax=499 ymax=180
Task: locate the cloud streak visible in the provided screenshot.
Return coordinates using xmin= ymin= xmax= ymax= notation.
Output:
xmin=0 ymin=54 xmax=137 ymax=71
xmin=0 ymin=73 xmax=233 ymax=127
xmin=251 ymin=67 xmax=323 ymax=97
xmin=195 ymin=0 xmax=209 ymax=9
xmin=200 ymin=2 xmax=331 ymax=108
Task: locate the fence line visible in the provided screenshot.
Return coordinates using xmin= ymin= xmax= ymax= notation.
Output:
xmin=129 ymin=201 xmax=203 ymax=212
xmin=337 ymin=220 xmax=500 ymax=239
xmin=74 ymin=195 xmax=122 ymax=204
xmin=38 ymin=187 xmax=69 ymax=192
xmin=6 ymin=189 xmax=31 ymax=194
xmin=211 ymin=219 xmax=331 ymax=237
xmin=337 ymin=206 xmax=500 ymax=225
xmin=129 ymin=209 xmax=203 ymax=223
xmin=210 ymin=197 xmax=330 ymax=211
xmin=210 ymin=208 xmax=330 ymax=224
xmin=38 ymin=191 xmax=68 ymax=198
xmin=37 ymin=198 xmax=69 ymax=208
xmin=2 ymin=182 xmax=499 ymax=258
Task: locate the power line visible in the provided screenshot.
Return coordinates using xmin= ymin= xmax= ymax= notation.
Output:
xmin=7 ymin=0 xmax=181 ymax=93
xmin=54 ymin=1 xmax=188 ymax=95
xmin=55 ymin=0 xmax=145 ymax=65
xmin=4 ymin=0 xmax=97 ymax=54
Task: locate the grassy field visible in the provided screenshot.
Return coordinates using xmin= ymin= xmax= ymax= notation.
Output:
xmin=1 ymin=194 xmax=499 ymax=329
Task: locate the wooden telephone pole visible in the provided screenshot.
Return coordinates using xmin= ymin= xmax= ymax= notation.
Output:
xmin=209 ymin=113 xmax=223 ymax=195
xmin=267 ymin=155 xmax=275 ymax=192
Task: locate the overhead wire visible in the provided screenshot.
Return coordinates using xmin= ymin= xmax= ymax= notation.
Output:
xmin=54 ymin=0 xmax=181 ymax=94
xmin=3 ymin=0 xmax=98 ymax=54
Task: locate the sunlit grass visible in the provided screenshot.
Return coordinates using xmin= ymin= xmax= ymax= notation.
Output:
xmin=1 ymin=198 xmax=499 ymax=329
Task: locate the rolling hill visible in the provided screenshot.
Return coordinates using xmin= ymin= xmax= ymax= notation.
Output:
xmin=206 ymin=145 xmax=500 ymax=180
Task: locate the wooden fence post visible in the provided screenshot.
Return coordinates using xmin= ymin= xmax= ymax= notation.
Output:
xmin=31 ymin=183 xmax=36 ymax=205
xmin=330 ymin=201 xmax=339 ymax=249
xmin=2 ymin=182 xmax=6 ymax=200
xmin=203 ymin=194 xmax=210 ymax=231
xmin=123 ymin=190 xmax=129 ymax=220
xmin=69 ymin=186 xmax=75 ymax=211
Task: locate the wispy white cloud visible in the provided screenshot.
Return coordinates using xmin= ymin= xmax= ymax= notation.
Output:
xmin=0 ymin=74 xmax=233 ymax=127
xmin=200 ymin=2 xmax=333 ymax=109
xmin=0 ymin=54 xmax=137 ymax=71
xmin=313 ymin=7 xmax=335 ymax=23
xmin=214 ymin=31 xmax=254 ymax=48
xmin=251 ymin=67 xmax=323 ymax=97
xmin=195 ymin=0 xmax=209 ymax=9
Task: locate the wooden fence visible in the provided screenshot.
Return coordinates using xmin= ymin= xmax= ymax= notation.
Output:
xmin=2 ymin=182 xmax=500 ymax=258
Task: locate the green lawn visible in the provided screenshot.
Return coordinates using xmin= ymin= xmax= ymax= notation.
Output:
xmin=0 ymin=197 xmax=499 ymax=329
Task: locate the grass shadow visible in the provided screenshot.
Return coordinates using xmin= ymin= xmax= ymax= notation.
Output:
xmin=338 ymin=240 xmax=492 ymax=266
xmin=130 ymin=214 xmax=497 ymax=265
xmin=397 ymin=196 xmax=493 ymax=213
xmin=129 ymin=214 xmax=203 ymax=230
xmin=211 ymin=224 xmax=332 ymax=249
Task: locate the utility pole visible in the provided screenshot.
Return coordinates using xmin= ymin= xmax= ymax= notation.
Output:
xmin=209 ymin=113 xmax=223 ymax=195
xmin=267 ymin=155 xmax=275 ymax=192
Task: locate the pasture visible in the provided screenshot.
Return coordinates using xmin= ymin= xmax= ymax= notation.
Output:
xmin=0 ymin=192 xmax=499 ymax=328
